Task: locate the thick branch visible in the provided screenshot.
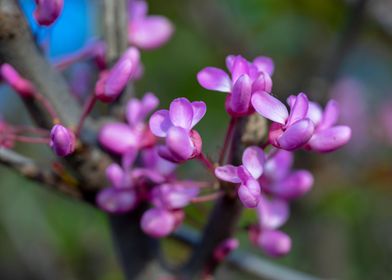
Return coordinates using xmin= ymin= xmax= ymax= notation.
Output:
xmin=0 ymin=147 xmax=81 ymax=199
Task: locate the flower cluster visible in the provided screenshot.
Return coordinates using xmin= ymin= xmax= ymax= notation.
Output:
xmin=0 ymin=0 xmax=353 ymax=263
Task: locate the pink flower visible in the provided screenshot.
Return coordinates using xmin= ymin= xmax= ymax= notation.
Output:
xmin=252 ymin=92 xmax=315 ymax=151
xmin=50 ymin=124 xmax=75 ymax=157
xmin=149 ymin=97 xmax=206 ymax=163
xmin=34 ymin=0 xmax=63 ymax=26
xmin=0 ymin=64 xmax=36 ymax=97
xmin=141 ymin=208 xmax=183 ymax=238
xmin=305 ymin=99 xmax=352 ymax=152
xmin=128 ymin=0 xmax=174 ymax=50
xmin=215 ymin=146 xmax=265 ymax=208
xmin=99 ymin=93 xmax=159 ymax=154
xmin=95 ymin=47 xmax=141 ymax=103
xmin=197 ymin=55 xmax=273 ymax=117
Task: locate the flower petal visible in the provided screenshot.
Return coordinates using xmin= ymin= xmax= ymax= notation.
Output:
xmin=191 ymin=101 xmax=207 ymax=128
xmin=96 ymin=188 xmax=137 ymax=213
xmin=318 ymin=99 xmax=340 ymax=130
xmin=149 ymin=109 xmax=172 ymax=137
xmin=106 ymin=163 xmax=124 ymax=188
xmin=126 ymin=92 xmax=159 ymax=126
xmin=307 ymin=101 xmax=323 ymax=125
xmin=152 ymin=183 xmax=199 ymax=209
xmin=252 ymin=72 xmax=273 ymax=93
xmin=253 ymin=56 xmax=275 ymax=76
xmin=230 ymin=74 xmax=252 ymax=114
xmin=166 ymin=127 xmax=195 ymax=161
xmin=277 ymin=119 xmax=314 ymax=150
xmin=286 ymin=92 xmax=309 ymax=127
xmin=99 ymin=123 xmax=139 ymax=154
xmin=197 ymin=67 xmax=231 ymax=92
xmin=215 ymin=165 xmax=241 ymax=183
xmin=307 ymin=125 xmax=351 ymax=153
xmin=231 ymin=55 xmax=250 ymax=83
xmin=251 ymin=91 xmax=289 ymax=124
xmin=273 ymin=170 xmax=314 ymax=200
xmin=122 ymin=147 xmax=138 ymax=170
xmin=141 ymin=208 xmax=176 ymax=238
xmin=129 ymin=16 xmax=174 ymax=50
xmin=242 ymin=146 xmax=265 ymax=179
xmin=238 ymin=179 xmax=261 ymax=208
xmin=169 ymin=98 xmax=194 ymax=130
xmin=257 ymin=229 xmax=291 ymax=257
xmin=257 ymin=195 xmax=289 ymax=229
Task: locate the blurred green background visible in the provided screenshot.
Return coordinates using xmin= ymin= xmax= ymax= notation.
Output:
xmin=1 ymin=0 xmax=392 ymax=279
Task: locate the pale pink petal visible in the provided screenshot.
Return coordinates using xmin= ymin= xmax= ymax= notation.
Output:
xmin=197 ymin=67 xmax=231 ymax=92
xmin=169 ymin=98 xmax=194 ymax=130
xmin=215 ymin=165 xmax=241 ymax=183
xmin=251 ymin=91 xmax=289 ymax=124
xmin=97 ymin=188 xmax=137 ymax=213
xmin=231 ymin=55 xmax=250 ymax=83
xmin=318 ymin=99 xmax=340 ymax=130
xmin=253 ymin=56 xmax=274 ymax=76
xmin=141 ymin=208 xmax=176 ymax=237
xmin=166 ymin=127 xmax=195 ymax=161
xmin=99 ymin=123 xmax=139 ymax=154
xmin=106 ymin=164 xmax=124 ymax=188
xmin=149 ymin=109 xmax=173 ymax=137
xmin=257 ymin=229 xmax=291 ymax=257
xmin=286 ymin=92 xmax=309 ymax=126
xmin=257 ymin=195 xmax=289 ymax=229
xmin=190 ymin=101 xmax=207 ymax=128
xmin=273 ymin=170 xmax=314 ymax=200
xmin=277 ymin=119 xmax=314 ymax=150
xmin=230 ymin=74 xmax=252 ymax=114
xmin=238 ymin=179 xmax=261 ymax=208
xmin=307 ymin=101 xmax=323 ymax=125
xmin=242 ymin=146 xmax=265 ymax=179
xmin=307 ymin=125 xmax=351 ymax=153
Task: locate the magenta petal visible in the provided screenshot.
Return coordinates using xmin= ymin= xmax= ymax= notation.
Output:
xmin=166 ymin=127 xmax=195 ymax=161
xmin=264 ymin=150 xmax=293 ymax=181
xmin=242 ymin=146 xmax=265 ymax=179
xmin=128 ymin=0 xmax=148 ymax=20
xmin=277 ymin=119 xmax=314 ymax=150
xmin=215 ymin=165 xmax=241 ymax=183
xmin=122 ymin=147 xmax=138 ymax=170
xmin=152 ymin=183 xmax=199 ymax=209
xmin=96 ymin=188 xmax=137 ymax=213
xmin=257 ymin=195 xmax=289 ymax=229
xmin=230 ymin=74 xmax=252 ymax=114
xmin=231 ymin=56 xmax=250 ymax=83
xmin=308 ymin=125 xmax=351 ymax=153
xmin=169 ymin=98 xmax=194 ymax=130
xmin=106 ymin=164 xmax=124 ymax=188
xmin=141 ymin=208 xmax=176 ymax=238
xmin=126 ymin=93 xmax=159 ymax=125
xmin=258 ymin=229 xmax=291 ymax=258
xmin=238 ymin=179 xmax=261 ymax=208
xmin=34 ymin=0 xmax=63 ymax=26
xmin=286 ymin=92 xmax=309 ymax=126
xmin=307 ymin=101 xmax=323 ymax=125
xmin=129 ymin=16 xmax=173 ymax=50
xmin=252 ymin=91 xmax=289 ymax=124
xmin=252 ymin=72 xmax=273 ymax=93
xmin=149 ymin=109 xmax=172 ymax=137
xmin=225 ymin=55 xmax=235 ymax=72
xmin=274 ymin=170 xmax=314 ymax=200
xmin=50 ymin=124 xmax=75 ymax=157
xmin=253 ymin=56 xmax=275 ymax=76
xmin=197 ymin=67 xmax=231 ymax=92
xmin=142 ymin=147 xmax=177 ymax=175
xmin=141 ymin=92 xmax=159 ymax=115
xmin=190 ymin=101 xmax=207 ymax=128
xmin=99 ymin=123 xmax=138 ymax=154
xmin=318 ymin=99 xmax=340 ymax=130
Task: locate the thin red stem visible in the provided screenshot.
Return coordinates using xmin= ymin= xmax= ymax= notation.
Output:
xmin=218 ymin=117 xmax=237 ymax=165
xmin=75 ymin=94 xmax=97 ymax=136
xmin=12 ymin=126 xmax=50 ymax=136
xmin=197 ymin=152 xmax=215 ymax=174
xmin=191 ymin=191 xmax=224 ymax=204
xmin=32 ymin=90 xmax=60 ymax=123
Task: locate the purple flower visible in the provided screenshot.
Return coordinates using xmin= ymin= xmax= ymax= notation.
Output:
xmin=33 ymin=0 xmax=63 ymax=26
xmin=151 ymin=181 xmax=199 ymax=210
xmin=257 ymin=194 xmax=289 ymax=230
xmin=96 ymin=149 xmax=139 ymax=213
xmin=255 ymin=229 xmax=292 ymax=258
xmin=252 ymin=92 xmax=315 ymax=151
xmin=99 ymin=93 xmax=158 ymax=154
xmin=215 ymin=146 xmax=265 ymax=208
xmin=140 ymin=208 xmax=182 ymax=238
xmin=149 ymin=97 xmax=206 ymax=163
xmin=50 ymin=124 xmax=75 ymax=157
xmin=0 ymin=64 xmax=36 ymax=97
xmin=197 ymin=55 xmax=273 ymax=117
xmin=95 ymin=47 xmax=141 ymax=103
xmin=261 ymin=150 xmax=313 ymax=200
xmin=305 ymin=99 xmax=352 ymax=153
xmin=128 ymin=0 xmax=174 ymax=50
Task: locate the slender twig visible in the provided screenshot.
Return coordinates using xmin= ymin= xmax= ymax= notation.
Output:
xmin=75 ymin=95 xmax=97 ymax=136
xmin=218 ymin=117 xmax=237 ymax=165
xmin=196 ymin=152 xmax=215 ymax=174
xmin=191 ymin=191 xmax=223 ymax=203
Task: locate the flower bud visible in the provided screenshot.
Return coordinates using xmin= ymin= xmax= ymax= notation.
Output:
xmin=34 ymin=0 xmax=64 ymax=26
xmin=258 ymin=229 xmax=291 ymax=257
xmin=141 ymin=208 xmax=176 ymax=238
xmin=50 ymin=124 xmax=75 ymax=157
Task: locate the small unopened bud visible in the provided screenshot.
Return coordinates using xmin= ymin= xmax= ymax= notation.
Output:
xmin=258 ymin=229 xmax=291 ymax=257
xmin=34 ymin=0 xmax=64 ymax=26
xmin=0 ymin=64 xmax=36 ymax=97
xmin=95 ymin=47 xmax=140 ymax=103
xmin=213 ymin=238 xmax=239 ymax=262
xmin=50 ymin=124 xmax=75 ymax=157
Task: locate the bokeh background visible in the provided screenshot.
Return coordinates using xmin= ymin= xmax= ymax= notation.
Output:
xmin=1 ymin=0 xmax=392 ymax=279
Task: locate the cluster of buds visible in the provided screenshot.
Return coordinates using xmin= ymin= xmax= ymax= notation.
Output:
xmin=0 ymin=0 xmax=352 ymax=264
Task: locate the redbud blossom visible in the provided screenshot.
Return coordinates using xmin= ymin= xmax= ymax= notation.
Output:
xmin=0 ymin=64 xmax=36 ymax=97
xmin=50 ymin=124 xmax=75 ymax=157
xmin=128 ymin=0 xmax=174 ymax=50
xmin=215 ymin=146 xmax=265 ymax=208
xmin=34 ymin=0 xmax=63 ymax=26
xmin=149 ymin=97 xmax=206 ymax=163
xmin=95 ymin=47 xmax=140 ymax=103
